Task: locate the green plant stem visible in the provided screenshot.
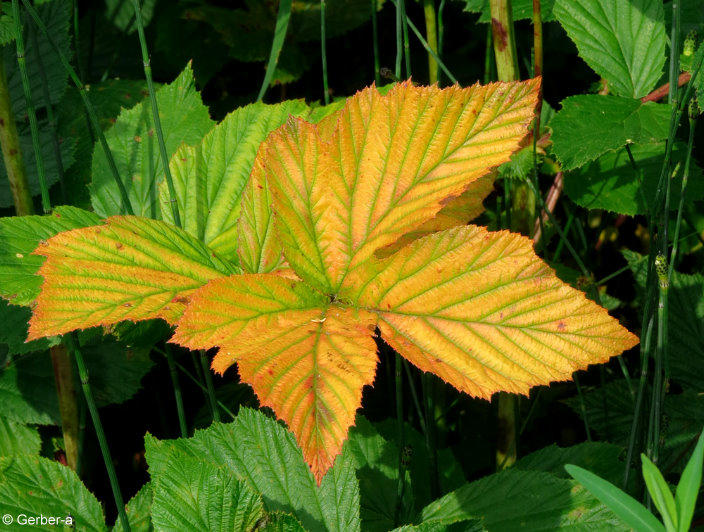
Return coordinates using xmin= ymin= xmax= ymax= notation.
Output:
xmin=320 ymin=0 xmax=330 ymax=104
xmin=423 ymin=0 xmax=439 ymax=84
xmin=164 ymin=345 xmax=187 ymax=438
xmin=257 ymin=0 xmax=292 ymax=101
xmin=200 ymin=350 xmax=220 ymax=423
xmin=394 ymin=352 xmax=405 ymax=526
xmin=438 ymin=0 xmax=446 ymax=81
xmin=154 ymin=347 xmax=237 ymax=419
xmin=64 ymin=334 xmax=130 ymax=532
xmin=371 ymin=0 xmax=380 ymax=84
xmin=489 ymin=0 xmax=519 ymax=81
xmin=0 ymin=56 xmax=32 ymax=215
xmin=28 ymin=24 xmax=65 ymax=202
xmin=669 ymin=111 xmax=696 ymax=279
xmin=19 ymin=0 xmax=134 ymax=214
xmin=422 ymin=373 xmax=440 ymax=498
xmin=394 ymin=0 xmax=402 ymax=79
xmin=129 ymin=0 xmax=181 ymax=227
xmin=400 ymin=0 xmax=411 ymax=77
xmin=393 ymin=5 xmax=457 ymax=84
xmin=573 ymin=374 xmax=592 ymax=442
xmin=402 ymin=360 xmax=426 ymax=434
xmin=12 ymin=0 xmax=49 ymax=213
xmin=49 ymin=344 xmax=79 ymax=471
xmin=496 ymin=391 xmax=517 ymax=468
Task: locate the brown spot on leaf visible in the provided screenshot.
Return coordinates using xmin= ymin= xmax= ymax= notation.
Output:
xmin=557 ymin=321 xmax=566 ymax=331
xmin=123 ymin=303 xmax=132 ymax=308
xmin=115 ymin=242 xmax=123 ymax=249
xmin=172 ymin=296 xmax=189 ymax=304
xmin=134 ymin=135 xmax=142 ymax=142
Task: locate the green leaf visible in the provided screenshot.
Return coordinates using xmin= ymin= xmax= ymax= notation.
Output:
xmin=57 ymin=79 xmax=149 ymax=209
xmin=564 ymin=141 xmax=704 ymax=215
xmin=514 ymin=442 xmax=626 ymax=484
xmin=459 ymin=0 xmax=556 ymax=22
xmin=0 ymin=300 xmax=59 ymax=355
xmin=565 ymin=464 xmax=665 ymax=532
xmin=418 ymin=469 xmax=627 ymax=530
xmin=0 ymin=352 xmax=61 ymax=425
xmin=674 ymin=429 xmax=704 ymax=532
xmin=641 ymin=454 xmax=678 ymax=532
xmin=161 ymin=100 xmax=309 ymax=261
xmin=550 ymin=95 xmax=671 ymax=170
xmin=145 ymin=407 xmax=361 ymax=532
xmin=258 ymin=513 xmax=307 ymax=531
xmin=90 ymin=63 xmax=214 ymax=218
xmin=151 ymin=453 xmax=265 ymax=531
xmin=4 ymin=0 xmax=72 ymax=114
xmin=553 ymin=0 xmax=667 ymax=98
xmin=0 ymin=415 xmax=40 ymax=457
xmin=0 ymin=455 xmax=106 ymax=531
xmin=0 ymin=206 xmax=100 ymax=306
xmin=105 ymin=0 xmax=156 ymax=34
xmin=113 ymin=482 xmax=153 ymax=532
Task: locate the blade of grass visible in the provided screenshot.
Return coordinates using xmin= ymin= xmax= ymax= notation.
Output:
xmin=19 ymin=0 xmax=134 ymax=214
xmin=256 ymin=0 xmax=292 ymax=102
xmin=566 ymin=464 xmax=666 ymax=532
xmin=129 ymin=0 xmax=181 ymax=227
xmin=200 ymin=350 xmax=220 ymax=423
xmin=12 ymin=0 xmax=49 ymax=213
xmin=675 ymin=429 xmax=704 ymax=532
xmin=641 ymin=453 xmax=678 ymax=532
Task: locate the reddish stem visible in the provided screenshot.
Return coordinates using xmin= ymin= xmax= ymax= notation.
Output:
xmin=532 ymin=171 xmax=563 ymax=244
xmin=641 ymin=72 xmax=691 ymax=103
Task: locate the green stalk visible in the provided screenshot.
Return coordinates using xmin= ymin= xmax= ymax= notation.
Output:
xmin=438 ymin=0 xmax=446 ymax=82
xmin=395 ymin=0 xmax=403 ymax=79
xmin=489 ymin=0 xmax=519 ymax=81
xmin=257 ymin=0 xmax=292 ymax=101
xmin=400 ymin=0 xmax=411 ymax=77
xmin=483 ymin=25 xmax=493 ymax=84
xmin=19 ymin=0 xmax=134 ymax=214
xmin=423 ymin=0 xmax=439 ymax=84
xmin=422 ymin=373 xmax=440 ymax=498
xmin=0 ymin=56 xmax=32 ymax=215
xmin=200 ymin=350 xmax=220 ymax=423
xmin=371 ymin=0 xmax=380 ymax=84
xmin=496 ymin=391 xmax=517 ymax=468
xmin=129 ymin=0 xmax=181 ymax=227
xmin=164 ymin=345 xmax=187 ymax=438
xmin=669 ymin=109 xmax=697 ymax=279
xmin=49 ymin=344 xmax=79 ymax=471
xmin=320 ymin=0 xmax=330 ymax=104
xmin=12 ymin=0 xmax=49 ymax=213
xmin=395 ymin=6 xmax=457 ymax=84
xmin=64 ymin=334 xmax=130 ymax=532
xmin=573 ymin=374 xmax=592 ymax=442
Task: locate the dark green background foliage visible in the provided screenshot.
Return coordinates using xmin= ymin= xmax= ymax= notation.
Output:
xmin=0 ymin=0 xmax=703 ymax=530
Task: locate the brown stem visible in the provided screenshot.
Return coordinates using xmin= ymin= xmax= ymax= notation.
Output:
xmin=533 ymin=171 xmax=564 ymax=244
xmin=50 ymin=344 xmax=80 ymax=471
xmin=0 ymin=55 xmax=33 ymax=215
xmin=641 ymin=72 xmax=691 ymax=103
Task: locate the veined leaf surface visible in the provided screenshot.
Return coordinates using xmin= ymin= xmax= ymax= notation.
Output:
xmin=345 ymin=225 xmax=639 ymax=398
xmin=27 ymin=216 xmax=236 ymax=340
xmin=161 ymin=100 xmax=309 ymax=261
xmin=173 ymin=275 xmax=379 ymax=481
xmin=251 ymin=79 xmax=540 ymax=292
xmin=173 ymin=79 xmax=639 ymax=483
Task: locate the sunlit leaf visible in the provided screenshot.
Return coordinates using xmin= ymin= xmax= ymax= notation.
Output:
xmin=161 ymin=100 xmax=309 ymax=261
xmin=27 ymin=216 xmax=236 ymax=340
xmin=346 ymin=225 xmax=639 ymax=398
xmin=173 ymin=274 xmax=379 ymax=482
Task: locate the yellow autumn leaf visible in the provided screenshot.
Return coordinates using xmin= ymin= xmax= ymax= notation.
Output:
xmin=344 ymin=225 xmax=639 ymax=399
xmin=27 ymin=216 xmax=236 ymax=340
xmin=172 ymin=274 xmax=378 ymax=482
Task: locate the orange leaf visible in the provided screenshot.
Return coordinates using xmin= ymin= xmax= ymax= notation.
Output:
xmin=27 ymin=216 xmax=235 ymax=340
xmin=173 ymin=274 xmax=378 ymax=483
xmin=346 ymin=225 xmax=639 ymax=398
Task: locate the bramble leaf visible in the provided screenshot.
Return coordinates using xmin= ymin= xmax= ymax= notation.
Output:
xmin=550 ymin=95 xmax=672 ymax=170
xmin=161 ymin=100 xmax=309 ymax=262
xmin=172 ymin=274 xmax=379 ymax=482
xmin=90 ymin=63 xmax=214 ymax=218
xmin=345 ymin=225 xmax=639 ymax=398
xmin=27 ymin=216 xmax=236 ymax=340
xmin=553 ymin=0 xmax=667 ymax=98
